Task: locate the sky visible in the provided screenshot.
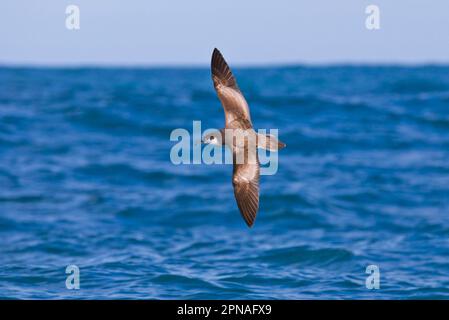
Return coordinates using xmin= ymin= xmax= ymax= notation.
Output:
xmin=1 ymin=0 xmax=448 ymax=66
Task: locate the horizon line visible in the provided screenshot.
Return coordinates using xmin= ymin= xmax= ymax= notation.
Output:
xmin=1 ymin=60 xmax=449 ymax=69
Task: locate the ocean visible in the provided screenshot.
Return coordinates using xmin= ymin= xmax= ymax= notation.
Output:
xmin=1 ymin=65 xmax=449 ymax=299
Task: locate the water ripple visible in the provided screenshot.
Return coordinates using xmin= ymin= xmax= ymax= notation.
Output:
xmin=1 ymin=66 xmax=449 ymax=299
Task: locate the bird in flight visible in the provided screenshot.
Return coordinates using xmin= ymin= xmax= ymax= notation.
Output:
xmin=202 ymin=48 xmax=286 ymax=227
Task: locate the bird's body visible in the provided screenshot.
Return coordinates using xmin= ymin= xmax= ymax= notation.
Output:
xmin=203 ymin=48 xmax=285 ymax=227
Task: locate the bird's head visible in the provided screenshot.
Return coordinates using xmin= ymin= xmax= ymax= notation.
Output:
xmin=202 ymin=131 xmax=223 ymax=146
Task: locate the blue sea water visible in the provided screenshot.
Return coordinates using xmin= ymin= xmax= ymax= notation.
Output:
xmin=1 ymin=65 xmax=449 ymax=299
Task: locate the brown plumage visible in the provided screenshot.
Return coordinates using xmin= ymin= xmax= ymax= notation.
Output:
xmin=210 ymin=48 xmax=286 ymax=227
xmin=211 ymin=48 xmax=260 ymax=227
xmin=211 ymin=48 xmax=253 ymax=129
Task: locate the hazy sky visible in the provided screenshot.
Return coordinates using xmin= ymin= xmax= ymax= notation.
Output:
xmin=1 ymin=0 xmax=448 ymax=65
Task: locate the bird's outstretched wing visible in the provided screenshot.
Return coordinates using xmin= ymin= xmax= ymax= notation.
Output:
xmin=211 ymin=48 xmax=252 ymax=128
xmin=232 ymin=154 xmax=260 ymax=227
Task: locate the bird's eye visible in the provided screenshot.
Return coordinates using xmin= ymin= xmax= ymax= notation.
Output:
xmin=210 ymin=136 xmax=215 ymax=140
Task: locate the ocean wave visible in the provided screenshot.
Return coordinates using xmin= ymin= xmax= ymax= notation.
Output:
xmin=1 ymin=66 xmax=449 ymax=299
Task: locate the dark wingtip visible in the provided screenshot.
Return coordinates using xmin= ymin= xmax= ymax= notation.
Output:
xmin=211 ymin=48 xmax=237 ymax=89
xmin=245 ymin=218 xmax=255 ymax=228
xmin=236 ymin=199 xmax=257 ymax=228
xmin=239 ymin=205 xmax=257 ymax=228
xmin=211 ymin=48 xmax=221 ymax=67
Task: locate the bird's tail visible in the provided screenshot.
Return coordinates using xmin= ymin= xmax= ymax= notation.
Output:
xmin=257 ymin=133 xmax=286 ymax=151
